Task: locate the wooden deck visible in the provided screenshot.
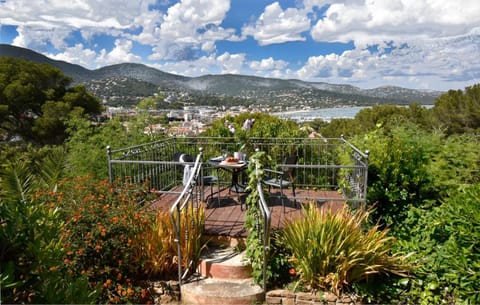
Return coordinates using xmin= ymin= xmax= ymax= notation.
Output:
xmin=150 ymin=186 xmax=346 ymax=238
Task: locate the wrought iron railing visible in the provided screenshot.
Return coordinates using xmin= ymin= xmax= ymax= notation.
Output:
xmin=107 ymin=136 xmax=369 ymax=204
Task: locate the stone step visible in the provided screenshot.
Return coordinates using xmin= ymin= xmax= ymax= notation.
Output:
xmin=181 ymin=278 xmax=264 ymax=305
xmin=199 ymin=247 xmax=252 ymax=280
xmin=180 ymin=242 xmax=264 ymax=304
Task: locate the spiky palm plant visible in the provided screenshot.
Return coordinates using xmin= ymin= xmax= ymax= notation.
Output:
xmin=278 ymin=204 xmax=409 ymax=295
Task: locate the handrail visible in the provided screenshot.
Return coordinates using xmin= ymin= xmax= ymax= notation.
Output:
xmin=257 ymin=181 xmax=271 ymax=294
xmin=341 ymin=134 xmax=370 ymax=160
xmin=255 ymin=160 xmax=271 ymax=294
xmin=170 ymin=149 xmax=203 ymax=287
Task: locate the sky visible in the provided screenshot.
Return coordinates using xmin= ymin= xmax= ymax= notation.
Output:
xmin=1 ymin=0 xmax=480 ymax=91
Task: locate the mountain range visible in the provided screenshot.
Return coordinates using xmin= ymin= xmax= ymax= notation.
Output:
xmin=0 ymin=44 xmax=443 ymax=108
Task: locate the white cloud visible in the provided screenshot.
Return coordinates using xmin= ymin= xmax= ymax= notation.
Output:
xmin=242 ymin=2 xmax=311 ymax=45
xmin=310 ymin=0 xmax=480 ymax=47
xmin=47 ymin=43 xmax=97 ymax=69
xmin=1 ymin=0 xmax=155 ymax=30
xmin=148 ymin=0 xmax=236 ymax=60
xmin=97 ymin=39 xmax=142 ymax=66
xmin=249 ymin=57 xmax=288 ymax=71
xmin=296 ymin=28 xmax=480 ymax=89
xmin=151 ymin=51 xmax=246 ymax=77
xmin=217 ymin=52 xmax=245 ymax=74
xmin=12 ymin=26 xmax=71 ymax=50
xmin=2 ymin=0 xmax=158 ymax=54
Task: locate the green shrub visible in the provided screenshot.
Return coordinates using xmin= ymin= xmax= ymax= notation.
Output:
xmin=65 ymin=116 xmax=153 ymax=179
xmin=37 ymin=176 xmax=157 ymax=304
xmin=354 ymin=125 xmax=439 ymax=231
xmin=278 ymin=204 xmax=409 ymax=295
xmin=397 ymin=184 xmax=480 ymax=304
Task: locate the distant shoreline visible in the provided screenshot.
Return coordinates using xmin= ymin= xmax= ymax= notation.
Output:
xmin=273 ymin=106 xmax=369 ymax=122
xmin=274 ymin=104 xmax=434 ymax=122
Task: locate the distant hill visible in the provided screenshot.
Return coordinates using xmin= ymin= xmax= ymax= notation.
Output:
xmin=0 ymin=43 xmax=92 ymax=82
xmin=0 ymin=44 xmax=443 ymax=107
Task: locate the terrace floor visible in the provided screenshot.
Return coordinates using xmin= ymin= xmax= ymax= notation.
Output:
xmin=150 ymin=186 xmax=346 ymax=237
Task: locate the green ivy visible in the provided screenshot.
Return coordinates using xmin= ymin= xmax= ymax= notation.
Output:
xmin=244 ymin=150 xmax=271 ymax=286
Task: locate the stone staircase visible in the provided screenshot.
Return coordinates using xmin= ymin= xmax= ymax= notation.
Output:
xmin=181 ymin=239 xmax=264 ymax=305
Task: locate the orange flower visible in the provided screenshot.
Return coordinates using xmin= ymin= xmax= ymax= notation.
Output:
xmin=289 ymin=268 xmax=296 ymax=275
xmin=103 ymin=279 xmax=112 ymax=288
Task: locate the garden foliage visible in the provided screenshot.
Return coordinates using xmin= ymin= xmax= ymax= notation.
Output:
xmin=395 ymin=184 xmax=480 ymax=304
xmin=2 ymin=65 xmax=480 ymax=305
xmin=1 ymin=155 xmax=95 ymax=303
xmin=1 ymin=155 xmax=204 ymax=304
xmin=278 ymin=204 xmax=409 ymax=295
xmin=243 ymin=150 xmax=272 ymax=286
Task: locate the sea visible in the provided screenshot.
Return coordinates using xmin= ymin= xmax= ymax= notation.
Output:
xmin=274 ymin=105 xmax=434 ymax=122
xmin=274 ymin=106 xmax=369 ymax=122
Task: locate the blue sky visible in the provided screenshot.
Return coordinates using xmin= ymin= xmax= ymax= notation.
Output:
xmin=1 ymin=0 xmax=479 ymax=91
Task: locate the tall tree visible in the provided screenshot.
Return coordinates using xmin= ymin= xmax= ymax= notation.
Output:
xmin=432 ymin=84 xmax=480 ymax=134
xmin=0 ymin=57 xmax=102 ymax=144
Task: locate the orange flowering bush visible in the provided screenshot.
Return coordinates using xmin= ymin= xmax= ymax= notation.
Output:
xmin=36 ymin=176 xmax=158 ymax=304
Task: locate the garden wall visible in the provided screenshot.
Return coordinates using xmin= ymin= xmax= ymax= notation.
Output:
xmin=266 ymin=289 xmax=363 ymax=305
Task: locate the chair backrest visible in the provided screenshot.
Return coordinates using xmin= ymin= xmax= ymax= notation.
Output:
xmin=174 ymin=152 xmax=194 ymax=163
xmin=282 ymin=155 xmax=297 ymax=181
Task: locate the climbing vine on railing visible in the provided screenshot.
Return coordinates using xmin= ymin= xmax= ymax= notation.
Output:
xmin=244 ymin=150 xmax=272 ymax=285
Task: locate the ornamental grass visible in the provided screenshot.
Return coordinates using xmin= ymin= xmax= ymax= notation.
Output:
xmin=139 ymin=205 xmax=205 ymax=278
xmin=278 ymin=203 xmax=409 ymax=295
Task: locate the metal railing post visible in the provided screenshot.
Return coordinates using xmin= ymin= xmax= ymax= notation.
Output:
xmin=363 ymin=150 xmax=370 ymax=202
xmin=255 ymin=158 xmax=271 ymax=294
xmin=107 ymin=146 xmax=113 ymax=183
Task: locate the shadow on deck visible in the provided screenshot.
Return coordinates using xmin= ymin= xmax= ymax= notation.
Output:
xmin=150 ymin=186 xmax=346 ymax=238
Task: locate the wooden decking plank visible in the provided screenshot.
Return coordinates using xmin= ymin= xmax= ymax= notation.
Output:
xmin=150 ymin=185 xmax=346 ymax=237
